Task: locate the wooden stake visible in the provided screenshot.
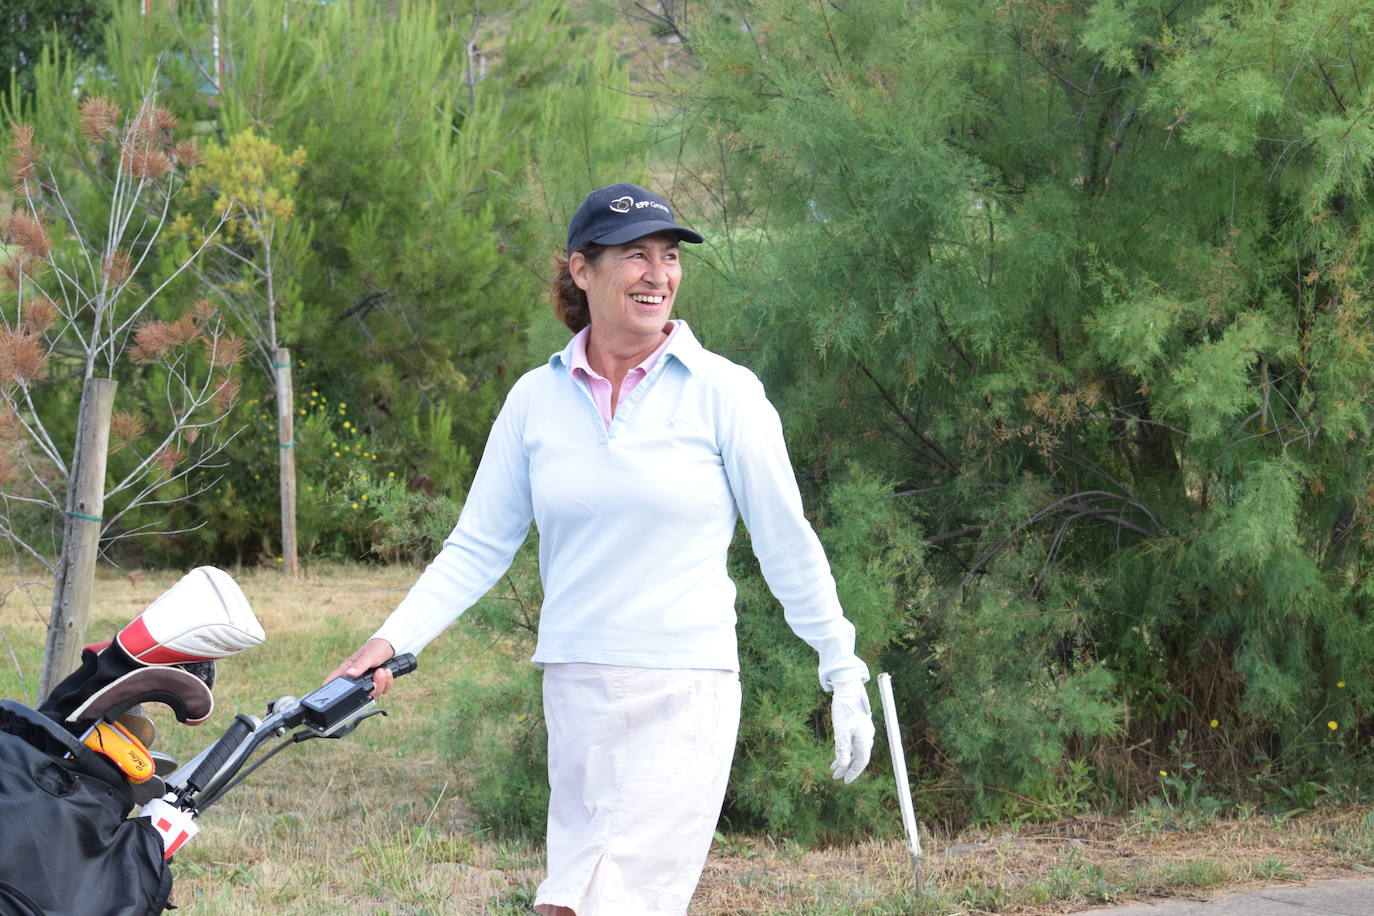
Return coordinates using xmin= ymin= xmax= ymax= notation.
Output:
xmin=276 ymin=347 xmax=298 ymax=576
xmin=39 ymin=377 xmax=116 ymax=700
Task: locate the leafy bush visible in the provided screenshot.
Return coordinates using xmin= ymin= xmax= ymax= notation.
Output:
xmin=13 ymin=0 xmax=647 ymax=564
xmin=439 ymin=545 xmax=546 ymax=836
xmin=665 ymin=0 xmax=1374 ymax=823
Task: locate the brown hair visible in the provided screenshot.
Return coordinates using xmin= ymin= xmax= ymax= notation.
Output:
xmin=549 ymin=244 xmax=607 ymax=333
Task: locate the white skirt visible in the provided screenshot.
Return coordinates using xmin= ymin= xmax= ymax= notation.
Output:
xmin=533 ymin=664 xmax=741 ymax=916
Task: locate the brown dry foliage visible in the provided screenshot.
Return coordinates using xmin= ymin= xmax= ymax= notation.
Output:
xmin=102 ymin=249 xmax=133 ymax=287
xmin=2 ymin=259 xmax=25 ymax=291
xmin=78 ymin=97 xmax=121 ymax=143
xmin=130 ymin=314 xmax=205 ymax=364
xmin=122 ymin=145 xmax=173 ymax=180
xmin=191 ymin=298 xmax=217 ymax=322
xmin=9 ymin=123 xmax=39 ymax=184
xmin=0 ymin=330 xmax=47 ymax=384
xmin=122 ymin=105 xmax=180 ymax=175
xmin=168 ymin=314 xmax=201 ymax=346
xmin=209 ymin=334 xmax=244 ymax=369
xmin=0 ymin=407 xmax=23 ymax=446
xmin=138 ymin=105 xmax=179 ymax=135
xmin=152 ymin=444 xmax=184 ymax=474
xmin=173 ymin=139 xmax=201 ymax=168
xmin=109 ymin=409 xmax=148 ymax=449
xmin=21 ymin=297 xmax=58 ymax=335
xmin=212 ymin=374 xmax=241 ymax=412
xmin=5 ymin=210 xmax=51 ymax=260
xmin=128 ymin=322 xmax=170 ymax=364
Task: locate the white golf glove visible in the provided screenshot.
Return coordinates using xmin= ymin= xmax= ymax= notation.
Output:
xmin=830 ymin=678 xmax=875 ymax=783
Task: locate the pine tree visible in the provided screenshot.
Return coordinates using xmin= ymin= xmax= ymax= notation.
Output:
xmin=76 ymin=0 xmax=648 ymax=560
xmin=661 ymin=0 xmax=1374 ymax=822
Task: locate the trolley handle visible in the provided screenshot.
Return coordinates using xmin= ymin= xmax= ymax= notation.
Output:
xmin=301 ymin=653 xmax=418 ymax=734
xmin=184 ymin=713 xmax=256 ymax=793
xmin=363 ymin=652 xmax=417 ymax=683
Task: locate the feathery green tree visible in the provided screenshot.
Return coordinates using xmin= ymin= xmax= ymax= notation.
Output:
xmin=660 ymin=0 xmax=1374 ymax=825
xmin=0 ymin=0 xmax=111 ymax=98
xmin=96 ymin=0 xmax=650 ymax=562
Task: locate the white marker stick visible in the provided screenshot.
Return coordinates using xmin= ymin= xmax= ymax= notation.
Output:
xmin=877 ymin=672 xmax=921 ymax=868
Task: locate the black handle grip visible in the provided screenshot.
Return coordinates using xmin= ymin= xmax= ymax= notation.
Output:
xmin=186 ymin=713 xmax=256 ymax=792
xmin=383 ymin=653 xmax=417 ymax=678
xmin=353 ymin=652 xmax=417 ymax=687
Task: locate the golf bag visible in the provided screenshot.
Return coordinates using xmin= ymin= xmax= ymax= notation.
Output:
xmin=0 ymin=699 xmax=172 ymax=916
xmin=0 ymin=567 xmax=264 ymax=916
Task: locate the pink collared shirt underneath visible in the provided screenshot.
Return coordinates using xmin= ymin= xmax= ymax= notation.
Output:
xmin=569 ymin=321 xmax=681 ymax=427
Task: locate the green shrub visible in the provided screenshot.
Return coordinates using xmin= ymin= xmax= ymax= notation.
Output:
xmin=665 ymin=0 xmax=1374 ymax=822
xmin=727 ymin=467 xmax=927 ymax=842
xmin=444 ymin=661 xmax=548 ymax=838
xmin=439 ymin=545 xmax=545 ymax=836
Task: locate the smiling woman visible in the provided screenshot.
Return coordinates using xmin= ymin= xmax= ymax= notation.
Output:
xmin=570 ymin=233 xmax=682 ymax=409
xmin=328 ymin=182 xmax=876 ymax=916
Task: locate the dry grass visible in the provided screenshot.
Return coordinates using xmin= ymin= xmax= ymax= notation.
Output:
xmin=3 ymin=564 xmax=1374 ymax=914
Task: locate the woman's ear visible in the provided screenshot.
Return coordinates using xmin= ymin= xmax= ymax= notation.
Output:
xmin=569 ymin=251 xmax=592 ymax=292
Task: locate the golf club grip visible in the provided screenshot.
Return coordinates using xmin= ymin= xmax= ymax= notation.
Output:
xmin=186 ymin=713 xmax=256 ymax=791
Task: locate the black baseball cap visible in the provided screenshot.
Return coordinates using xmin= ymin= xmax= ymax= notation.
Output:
xmin=566 ymin=182 xmax=704 ymax=255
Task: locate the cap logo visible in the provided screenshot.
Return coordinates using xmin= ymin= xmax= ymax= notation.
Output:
xmin=609 ymin=196 xmax=633 ymax=213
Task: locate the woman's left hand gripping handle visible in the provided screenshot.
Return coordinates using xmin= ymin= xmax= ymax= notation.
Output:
xmin=326 ymin=637 xmax=398 ymax=696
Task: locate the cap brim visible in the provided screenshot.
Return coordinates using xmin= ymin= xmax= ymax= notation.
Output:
xmin=591 ymin=220 xmax=704 ymax=248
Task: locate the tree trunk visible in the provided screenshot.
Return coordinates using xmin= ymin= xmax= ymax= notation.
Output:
xmin=276 ymin=347 xmax=298 ymax=576
xmin=38 ymin=377 xmax=116 ymax=700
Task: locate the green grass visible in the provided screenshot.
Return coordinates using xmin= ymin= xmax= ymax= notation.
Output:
xmin=3 ymin=564 xmax=1374 ymax=913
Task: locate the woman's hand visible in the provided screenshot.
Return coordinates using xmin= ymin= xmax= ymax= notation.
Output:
xmin=325 ymin=637 xmax=398 ymax=696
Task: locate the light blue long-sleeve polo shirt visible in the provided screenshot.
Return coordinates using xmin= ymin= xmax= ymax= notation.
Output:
xmin=373 ymin=321 xmax=869 ymax=689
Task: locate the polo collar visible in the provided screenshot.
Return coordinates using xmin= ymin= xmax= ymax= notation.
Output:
xmin=550 ymin=320 xmax=705 ymax=375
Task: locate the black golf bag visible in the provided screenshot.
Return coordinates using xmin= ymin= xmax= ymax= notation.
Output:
xmin=0 ymin=698 xmax=171 ymax=915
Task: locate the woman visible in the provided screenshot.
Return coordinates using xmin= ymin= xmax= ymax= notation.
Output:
xmin=328 ymin=182 xmax=875 ymax=916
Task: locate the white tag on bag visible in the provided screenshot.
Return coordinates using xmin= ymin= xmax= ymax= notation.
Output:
xmin=139 ymin=797 xmax=199 ymax=858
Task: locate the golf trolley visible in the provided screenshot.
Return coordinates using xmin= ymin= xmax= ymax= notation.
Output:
xmin=0 ymin=568 xmax=414 ymax=916
xmin=150 ymin=651 xmax=417 ymax=847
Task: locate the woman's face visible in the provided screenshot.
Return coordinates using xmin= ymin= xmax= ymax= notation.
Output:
xmin=571 ymin=232 xmax=681 ymax=342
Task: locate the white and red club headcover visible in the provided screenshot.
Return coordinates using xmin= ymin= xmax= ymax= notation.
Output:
xmin=116 ymin=566 xmax=265 ymax=665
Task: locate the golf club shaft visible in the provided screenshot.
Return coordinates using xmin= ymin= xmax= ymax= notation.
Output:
xmin=877 ymin=673 xmax=921 ymax=865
